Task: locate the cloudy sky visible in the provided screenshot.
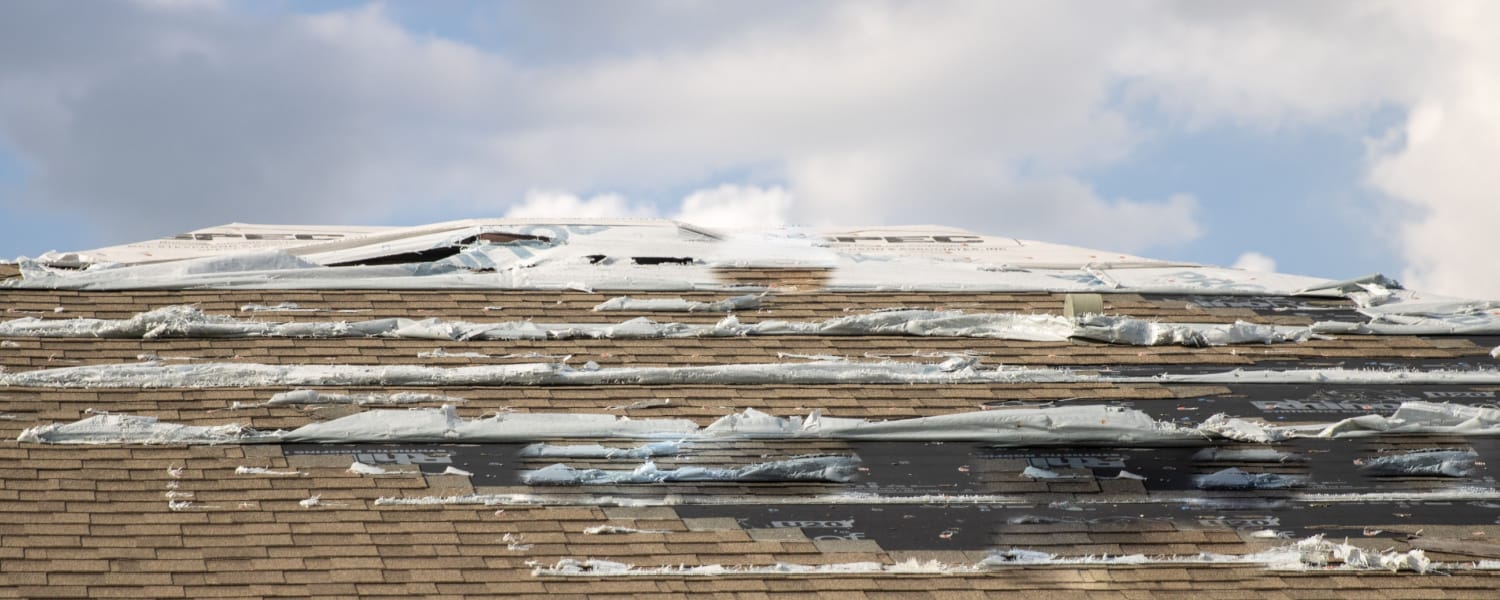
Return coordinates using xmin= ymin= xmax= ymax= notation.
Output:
xmin=1 ymin=1 xmax=1497 ymax=297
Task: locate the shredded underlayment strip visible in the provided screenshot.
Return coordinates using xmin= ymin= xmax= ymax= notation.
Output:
xmin=7 ymin=358 xmax=1500 ymax=390
xmin=0 ymin=304 xmax=1329 ymax=346
xmin=19 ymin=401 xmax=1500 ymax=446
xmin=591 ymin=294 xmax=763 ymax=312
xmin=519 ymin=455 xmax=860 ymax=485
xmin=368 ymin=488 xmax=1500 ymax=510
xmin=529 ymin=534 xmax=1450 ymax=576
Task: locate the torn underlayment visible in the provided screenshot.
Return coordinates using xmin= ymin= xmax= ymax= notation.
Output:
xmin=24 ymin=400 xmax=1500 ymax=446
xmin=592 ymin=294 xmax=762 ymax=312
xmin=241 ymin=389 xmax=466 ymax=408
xmin=1358 ymin=449 xmax=1478 ymax=477
xmin=1193 ymin=467 xmax=1306 ymax=490
xmin=520 ymin=456 xmax=860 ymax=485
xmin=9 ymin=358 xmax=1500 ymax=391
xmin=0 ymin=304 xmax=1326 ymax=346
xmin=531 ymin=534 xmax=1444 ymax=576
xmin=519 ymin=441 xmax=682 ymax=459
xmin=13 ymin=404 xmax=1274 ymax=446
xmin=16 ymin=220 xmax=1500 ymax=337
xmin=10 ymin=220 xmax=1358 ymax=294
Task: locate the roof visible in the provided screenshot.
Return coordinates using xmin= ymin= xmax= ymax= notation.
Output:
xmin=4 ymin=221 xmax=1500 ymax=598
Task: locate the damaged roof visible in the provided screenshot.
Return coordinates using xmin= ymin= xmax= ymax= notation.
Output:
xmin=4 ymin=220 xmax=1500 ymax=599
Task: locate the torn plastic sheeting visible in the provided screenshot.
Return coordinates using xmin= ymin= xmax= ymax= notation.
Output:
xmin=519 ymin=441 xmax=681 ymax=459
xmin=1193 ymin=467 xmax=1305 ymax=490
xmin=592 ymin=294 xmax=761 ymax=312
xmin=520 ymin=456 xmax=860 ymax=485
xmin=1358 ymin=449 xmax=1479 ymax=477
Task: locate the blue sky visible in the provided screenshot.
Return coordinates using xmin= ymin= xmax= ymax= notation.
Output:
xmin=1 ymin=1 xmax=1495 ymax=296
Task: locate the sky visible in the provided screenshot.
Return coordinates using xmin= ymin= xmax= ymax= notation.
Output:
xmin=1 ymin=1 xmax=1497 ymax=297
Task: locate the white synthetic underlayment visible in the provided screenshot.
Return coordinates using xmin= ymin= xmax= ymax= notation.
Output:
xmin=22 ymin=401 xmax=1500 ymax=447
xmin=0 ymin=305 xmax=1326 ymax=346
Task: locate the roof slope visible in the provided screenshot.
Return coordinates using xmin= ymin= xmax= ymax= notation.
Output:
xmin=4 ymin=221 xmax=1500 ymax=598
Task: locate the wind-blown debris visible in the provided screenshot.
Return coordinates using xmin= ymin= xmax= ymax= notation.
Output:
xmin=522 ymin=456 xmax=860 ymax=485
xmin=1194 ymin=467 xmax=1305 ymax=490
xmin=441 ymin=466 xmax=472 ymax=477
xmin=593 ymin=294 xmax=762 ymax=312
xmin=1359 ymin=449 xmax=1478 ymax=477
xmin=502 ymin=533 xmax=532 ymax=551
xmin=1261 ymin=535 xmax=1432 ymax=573
xmin=519 ymin=441 xmax=682 ymax=459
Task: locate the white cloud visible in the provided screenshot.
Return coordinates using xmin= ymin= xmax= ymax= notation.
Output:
xmin=1230 ymin=251 xmax=1278 ymax=273
xmin=504 ymin=190 xmax=657 ymax=220
xmin=675 ymin=185 xmax=792 ymax=230
xmin=1359 ymin=5 xmax=1500 ymax=298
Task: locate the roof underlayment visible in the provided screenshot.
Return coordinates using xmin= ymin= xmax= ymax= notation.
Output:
xmin=7 ymin=218 xmax=1500 ymax=597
